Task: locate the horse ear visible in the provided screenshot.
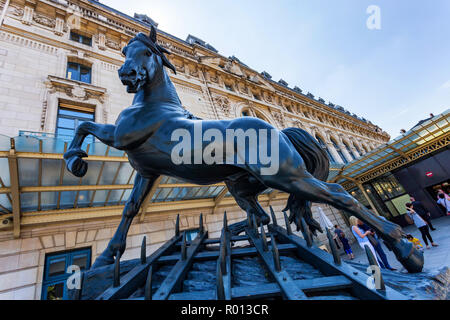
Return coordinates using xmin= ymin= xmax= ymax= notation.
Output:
xmin=149 ymin=25 xmax=157 ymax=43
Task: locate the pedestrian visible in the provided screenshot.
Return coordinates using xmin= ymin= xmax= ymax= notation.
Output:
xmin=333 ymin=224 xmax=342 ymax=249
xmin=359 ymin=221 xmax=397 ymax=271
xmin=339 ymin=232 xmax=354 ymax=259
xmin=349 ymin=216 xmax=380 ymax=267
xmin=410 ymin=196 xmax=436 ymax=230
xmin=437 ymin=193 xmax=450 ymax=216
xmin=405 ymin=203 xmax=438 ymax=249
xmin=406 ymin=234 xmax=423 ymax=249
xmin=436 ymin=189 xmax=450 ymax=201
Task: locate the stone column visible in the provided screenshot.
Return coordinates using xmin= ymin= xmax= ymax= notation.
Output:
xmin=356 ymin=182 xmax=380 ymax=216
xmin=340 ymin=143 xmax=354 ymax=162
xmin=97 ymin=27 xmax=106 ymax=50
xmin=22 ymin=0 xmax=35 ymax=25
xmin=350 ymin=146 xmax=360 ymax=159
xmin=327 ymin=142 xmax=343 ymax=164
xmin=54 ymin=10 xmax=65 ymax=36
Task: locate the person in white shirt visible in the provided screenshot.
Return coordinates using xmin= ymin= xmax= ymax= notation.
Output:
xmin=349 ymin=216 xmax=379 ymax=266
xmin=437 ymin=193 xmax=450 ymax=215
xmin=406 ymin=203 xmax=438 ymax=249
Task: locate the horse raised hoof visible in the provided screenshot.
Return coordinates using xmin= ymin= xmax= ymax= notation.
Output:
xmin=389 ymin=238 xmax=424 ymax=273
xmin=64 ymin=148 xmax=88 ymax=177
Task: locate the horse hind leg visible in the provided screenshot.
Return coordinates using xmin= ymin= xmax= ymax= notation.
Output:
xmin=225 ymin=180 xmax=269 ymax=235
xmin=264 ymin=173 xmax=424 ymax=273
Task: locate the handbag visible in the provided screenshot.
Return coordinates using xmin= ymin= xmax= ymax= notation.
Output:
xmin=404 ymin=212 xmax=414 ymax=225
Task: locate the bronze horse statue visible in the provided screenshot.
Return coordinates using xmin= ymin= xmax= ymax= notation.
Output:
xmin=64 ymin=27 xmax=423 ymax=272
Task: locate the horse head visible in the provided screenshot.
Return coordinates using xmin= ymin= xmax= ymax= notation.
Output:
xmin=118 ymin=26 xmax=176 ymax=93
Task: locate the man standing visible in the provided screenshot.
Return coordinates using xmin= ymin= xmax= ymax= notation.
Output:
xmin=410 ymin=197 xmax=436 ymax=230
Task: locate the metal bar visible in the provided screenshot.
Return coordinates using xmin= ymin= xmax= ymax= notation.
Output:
xmin=326 ymin=227 xmax=341 ymax=265
xmin=56 ymin=142 xmax=68 ymax=209
xmin=89 ymin=146 xmax=110 ymax=207
xmin=20 ymin=184 xmax=135 ymax=193
xmin=104 ymin=162 xmax=123 ymax=206
xmin=158 ymin=243 xmax=297 ymax=263
xmin=364 ymin=245 xmax=386 ymax=291
xmin=9 ymin=182 xmax=225 ymax=195
xmin=245 ymin=227 xmax=307 ymax=300
xmin=7 ymin=152 xmax=128 ymax=162
xmin=37 ymin=140 xmax=42 ymax=211
xmin=7 ymin=139 xmax=21 ymax=238
xmin=168 ymin=275 xmax=353 ymax=300
xmin=216 ymin=219 xmax=231 ymax=300
xmin=117 ymin=169 xmax=135 ymax=205
xmin=96 ymin=234 xmax=182 ymax=300
xmin=74 ymin=144 xmax=90 ymax=208
xmin=212 ymin=186 xmax=228 ymax=214
xmin=144 ymin=265 xmax=153 ymax=300
xmin=153 ymin=231 xmax=208 ymax=300
xmin=0 ymin=177 xmax=12 ymax=204
xmin=269 ymin=224 xmax=406 ymax=300
xmin=139 ymin=175 xmax=163 ymax=222
xmin=0 ymin=203 xmax=10 ymax=214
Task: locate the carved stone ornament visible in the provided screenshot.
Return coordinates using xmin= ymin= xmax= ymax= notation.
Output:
xmin=33 ymin=13 xmax=56 ymax=28
xmin=106 ymin=39 xmax=121 ymax=50
xmin=213 ymin=95 xmax=230 ymax=116
xmin=271 ymin=110 xmax=285 ymax=127
xmin=10 ymin=6 xmax=24 ymax=17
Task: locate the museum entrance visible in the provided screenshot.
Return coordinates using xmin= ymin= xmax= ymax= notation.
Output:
xmin=426 ymin=179 xmax=450 ymax=215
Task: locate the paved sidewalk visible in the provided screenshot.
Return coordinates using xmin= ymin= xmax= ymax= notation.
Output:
xmin=341 ymin=216 xmax=450 ymax=273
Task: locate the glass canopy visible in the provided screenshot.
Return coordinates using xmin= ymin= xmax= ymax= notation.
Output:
xmin=333 ymin=109 xmax=449 ymax=185
xmin=0 ymin=134 xmax=343 ymax=217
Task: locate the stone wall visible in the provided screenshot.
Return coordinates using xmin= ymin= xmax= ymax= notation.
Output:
xmin=0 ymin=200 xmax=350 ymax=300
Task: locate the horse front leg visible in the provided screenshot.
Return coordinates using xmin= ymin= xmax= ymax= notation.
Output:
xmin=64 ymin=122 xmax=116 ymax=177
xmin=92 ymin=173 xmax=157 ymax=268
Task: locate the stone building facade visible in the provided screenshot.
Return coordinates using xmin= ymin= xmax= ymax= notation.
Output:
xmin=0 ymin=0 xmax=390 ymax=299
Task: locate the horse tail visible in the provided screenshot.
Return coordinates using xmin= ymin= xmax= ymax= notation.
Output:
xmin=281 ymin=127 xmax=330 ymax=234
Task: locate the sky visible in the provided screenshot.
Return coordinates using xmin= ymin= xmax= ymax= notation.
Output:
xmin=101 ymin=0 xmax=450 ymax=139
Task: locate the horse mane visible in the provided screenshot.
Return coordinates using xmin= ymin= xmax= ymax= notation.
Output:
xmin=129 ymin=28 xmax=177 ymax=74
xmin=181 ymin=106 xmax=202 ymax=120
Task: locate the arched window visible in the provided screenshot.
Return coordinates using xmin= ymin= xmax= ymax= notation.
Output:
xmin=343 ymin=141 xmax=355 ymax=161
xmin=241 ymin=108 xmax=269 ymax=123
xmin=315 ymin=135 xmax=335 ymax=162
xmin=331 ymin=138 xmax=348 ymax=164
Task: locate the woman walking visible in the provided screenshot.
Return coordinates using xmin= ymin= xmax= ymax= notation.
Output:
xmin=406 ymin=203 xmax=438 ymax=249
xmin=349 ymin=216 xmax=379 ymax=267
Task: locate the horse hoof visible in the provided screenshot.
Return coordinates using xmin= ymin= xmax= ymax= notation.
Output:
xmin=64 ymin=149 xmax=88 ymax=177
xmin=228 ymin=220 xmax=249 ymax=236
xmin=391 ymin=239 xmax=424 ymax=273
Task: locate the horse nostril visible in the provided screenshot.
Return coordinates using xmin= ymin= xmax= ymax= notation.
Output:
xmin=119 ymin=67 xmax=137 ymax=79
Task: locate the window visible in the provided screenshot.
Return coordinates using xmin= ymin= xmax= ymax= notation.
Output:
xmin=253 ymin=94 xmax=261 ymax=101
xmin=315 ymin=135 xmax=335 ymax=162
xmin=67 ymin=62 xmax=91 ymax=84
xmin=56 ymin=103 xmax=95 ymax=143
xmin=70 ymin=31 xmax=92 ymax=46
xmin=225 ymin=83 xmax=234 ymax=92
xmin=41 ymin=248 xmax=91 ymax=300
xmin=242 ymin=110 xmax=250 ymax=117
xmin=331 ymin=138 xmax=348 ymax=164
